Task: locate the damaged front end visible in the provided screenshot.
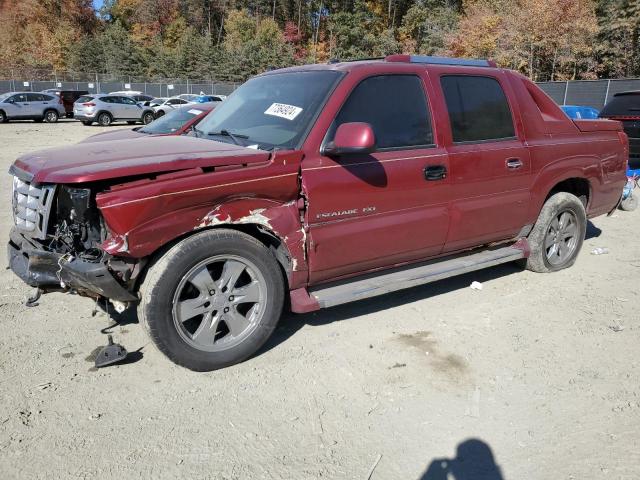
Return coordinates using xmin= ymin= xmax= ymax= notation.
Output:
xmin=7 ymin=167 xmax=137 ymax=304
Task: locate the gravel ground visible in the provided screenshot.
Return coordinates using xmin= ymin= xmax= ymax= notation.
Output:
xmin=0 ymin=121 xmax=639 ymax=480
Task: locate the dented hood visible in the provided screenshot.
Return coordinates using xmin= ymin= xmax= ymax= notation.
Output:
xmin=12 ymin=135 xmax=270 ymax=184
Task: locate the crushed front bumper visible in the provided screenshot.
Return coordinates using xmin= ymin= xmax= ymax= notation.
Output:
xmin=8 ymin=229 xmax=137 ymax=302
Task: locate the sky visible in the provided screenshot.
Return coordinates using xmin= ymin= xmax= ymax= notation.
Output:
xmin=92 ymin=0 xmax=103 ymax=11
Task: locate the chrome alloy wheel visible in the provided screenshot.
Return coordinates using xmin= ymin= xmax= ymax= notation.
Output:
xmin=172 ymin=255 xmax=267 ymax=352
xmin=544 ymin=210 xmax=579 ymax=266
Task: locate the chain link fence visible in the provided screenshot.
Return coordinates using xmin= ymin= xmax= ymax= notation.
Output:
xmin=3 ymin=69 xmax=640 ymax=110
xmin=0 ymin=69 xmax=240 ymax=97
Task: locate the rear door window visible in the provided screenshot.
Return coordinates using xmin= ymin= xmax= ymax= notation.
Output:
xmin=99 ymin=96 xmax=114 ymax=103
xmin=328 ymin=75 xmax=433 ymax=149
xmin=27 ymin=93 xmax=45 ymax=101
xmin=441 ymin=75 xmax=516 ymax=143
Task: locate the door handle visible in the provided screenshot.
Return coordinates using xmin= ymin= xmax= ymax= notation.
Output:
xmin=506 ymin=158 xmax=523 ymax=169
xmin=424 ymin=165 xmax=447 ymax=181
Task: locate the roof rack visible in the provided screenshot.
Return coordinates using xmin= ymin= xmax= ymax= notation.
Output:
xmin=385 ymin=54 xmax=496 ymax=68
xmin=327 ymin=57 xmax=384 ymax=64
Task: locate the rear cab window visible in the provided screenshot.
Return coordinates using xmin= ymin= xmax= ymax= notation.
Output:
xmin=440 ymin=75 xmax=516 ymax=143
xmin=326 ymin=74 xmax=434 ymax=150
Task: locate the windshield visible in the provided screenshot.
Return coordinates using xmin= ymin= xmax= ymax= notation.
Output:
xmin=195 ymin=70 xmax=342 ymax=150
xmin=140 ymin=106 xmax=209 ymax=134
xmin=0 ymin=93 xmax=11 ymax=101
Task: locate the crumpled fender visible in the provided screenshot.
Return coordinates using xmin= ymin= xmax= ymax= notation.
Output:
xmin=102 ymin=197 xmax=308 ymax=289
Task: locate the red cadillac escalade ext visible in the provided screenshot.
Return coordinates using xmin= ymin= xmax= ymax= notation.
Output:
xmin=8 ymin=55 xmax=628 ymax=371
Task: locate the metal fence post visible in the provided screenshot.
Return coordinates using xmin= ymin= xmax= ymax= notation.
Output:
xmin=604 ymin=79 xmax=611 ymax=106
xmin=562 ymin=81 xmax=569 ymax=105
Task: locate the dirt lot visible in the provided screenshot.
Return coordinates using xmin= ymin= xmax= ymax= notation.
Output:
xmin=0 ymin=120 xmax=639 ymax=479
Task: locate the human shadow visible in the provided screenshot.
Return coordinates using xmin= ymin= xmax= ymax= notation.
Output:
xmin=420 ymin=438 xmax=504 ymax=480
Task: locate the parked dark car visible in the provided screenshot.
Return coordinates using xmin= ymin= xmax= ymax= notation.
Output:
xmin=600 ymin=91 xmax=640 ymax=169
xmin=41 ymin=90 xmax=89 ymax=118
xmin=7 ymin=55 xmax=628 ymax=371
xmin=79 ymin=103 xmax=216 ymax=143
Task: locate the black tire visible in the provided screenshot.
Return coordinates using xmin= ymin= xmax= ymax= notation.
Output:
xmin=0 ymin=110 xmax=7 ymax=123
xmin=154 ymin=110 xmax=165 ymax=119
xmin=97 ymin=112 xmax=112 ymax=126
xmin=620 ymin=195 xmax=638 ymax=212
xmin=526 ymin=192 xmax=587 ymax=273
xmin=81 ymin=120 xmax=93 ymax=126
xmin=142 ymin=111 xmax=155 ymax=125
xmin=127 ymin=120 xmax=137 ymax=125
xmin=138 ymin=229 xmax=285 ymax=371
xmin=44 ymin=109 xmax=59 ymax=123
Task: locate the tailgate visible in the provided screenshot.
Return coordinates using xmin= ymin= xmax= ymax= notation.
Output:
xmin=573 ymin=119 xmax=623 ymax=132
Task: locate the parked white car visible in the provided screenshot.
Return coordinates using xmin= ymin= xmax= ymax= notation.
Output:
xmin=153 ymin=97 xmax=193 ymax=118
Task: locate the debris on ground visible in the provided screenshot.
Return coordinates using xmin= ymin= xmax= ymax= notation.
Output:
xmin=470 ymin=281 xmax=484 ymax=290
xmin=591 ymin=247 xmax=610 ymax=255
xmin=94 ymin=335 xmax=128 ymax=368
xmin=609 ymin=325 xmax=625 ymax=332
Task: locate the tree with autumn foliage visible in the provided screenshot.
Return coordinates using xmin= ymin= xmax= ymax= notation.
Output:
xmin=0 ymin=0 xmax=639 ymax=82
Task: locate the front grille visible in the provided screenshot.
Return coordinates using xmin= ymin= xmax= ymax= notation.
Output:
xmin=12 ymin=176 xmax=56 ymax=240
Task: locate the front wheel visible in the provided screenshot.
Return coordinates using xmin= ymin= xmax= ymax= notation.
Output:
xmin=142 ymin=111 xmax=154 ymax=125
xmin=0 ymin=110 xmax=7 ymax=123
xmin=525 ymin=192 xmax=587 ymax=273
xmin=138 ymin=229 xmax=285 ymax=371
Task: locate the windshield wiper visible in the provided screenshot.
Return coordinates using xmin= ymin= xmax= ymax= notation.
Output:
xmin=207 ymin=129 xmax=249 ymax=146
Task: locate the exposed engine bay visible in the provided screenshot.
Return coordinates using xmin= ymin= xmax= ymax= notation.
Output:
xmin=8 ymin=174 xmax=139 ymax=305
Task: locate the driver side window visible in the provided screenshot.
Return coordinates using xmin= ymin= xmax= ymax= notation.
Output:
xmin=327 ymin=75 xmax=434 ymax=150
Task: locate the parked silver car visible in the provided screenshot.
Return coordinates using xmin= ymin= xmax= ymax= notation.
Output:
xmin=73 ymin=94 xmax=156 ymax=126
xmin=152 ymin=97 xmax=193 ymax=118
xmin=0 ymin=91 xmax=66 ymax=123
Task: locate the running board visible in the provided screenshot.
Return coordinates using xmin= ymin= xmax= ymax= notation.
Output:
xmin=309 ymin=240 xmax=529 ymax=309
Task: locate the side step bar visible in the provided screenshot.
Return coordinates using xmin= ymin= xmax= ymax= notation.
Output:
xmin=309 ymin=240 xmax=529 ymax=309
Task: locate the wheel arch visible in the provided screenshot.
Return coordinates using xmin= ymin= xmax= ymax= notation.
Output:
xmin=529 ymin=165 xmax=594 ymax=223
xmin=103 ymin=198 xmax=307 ymax=292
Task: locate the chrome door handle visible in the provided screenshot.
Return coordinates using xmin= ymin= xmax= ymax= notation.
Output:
xmin=506 ymin=158 xmax=523 ymax=169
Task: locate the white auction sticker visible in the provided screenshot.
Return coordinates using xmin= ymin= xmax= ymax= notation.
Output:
xmin=264 ymin=103 xmax=303 ymax=120
xmin=187 ymin=109 xmax=203 ymax=115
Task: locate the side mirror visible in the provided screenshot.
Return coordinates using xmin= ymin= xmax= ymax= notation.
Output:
xmin=323 ymin=122 xmax=376 ymax=157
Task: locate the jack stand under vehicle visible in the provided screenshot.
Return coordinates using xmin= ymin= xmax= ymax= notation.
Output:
xmin=94 ymin=335 xmax=128 ymax=368
xmin=24 ymin=288 xmax=42 ymax=307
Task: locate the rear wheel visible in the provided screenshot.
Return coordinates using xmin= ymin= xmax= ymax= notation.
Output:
xmin=138 ymin=229 xmax=285 ymax=371
xmin=142 ymin=111 xmax=154 ymax=125
xmin=44 ymin=110 xmax=59 ymax=123
xmin=526 ymin=192 xmax=587 ymax=273
xmin=0 ymin=110 xmax=6 ymax=123
xmin=97 ymin=112 xmax=112 ymax=126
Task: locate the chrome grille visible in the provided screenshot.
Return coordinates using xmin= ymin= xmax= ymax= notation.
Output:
xmin=12 ymin=176 xmax=56 ymax=240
